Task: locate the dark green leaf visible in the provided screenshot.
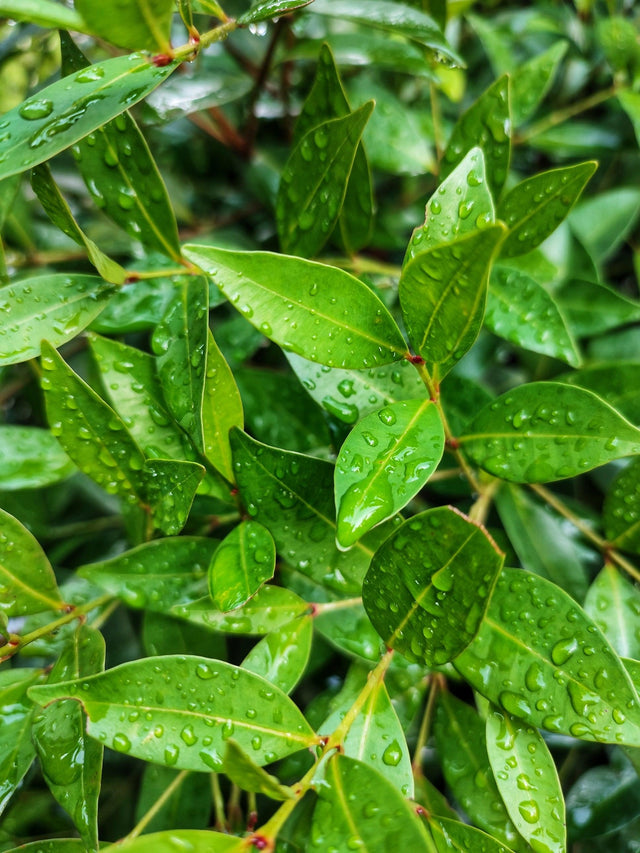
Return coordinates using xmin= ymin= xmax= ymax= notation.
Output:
xmin=0 ymin=275 xmax=114 ymax=366
xmin=142 ymin=457 xmax=205 ymax=536
xmin=562 ymin=362 xmax=640 ymax=425
xmin=0 ymin=425 xmax=74 ymax=489
xmin=242 ymin=615 xmax=313 ymax=694
xmin=135 ymin=765 xmax=211 ymax=833
xmin=223 ymin=739 xmax=294 ymax=800
xmin=414 ymin=776 xmax=459 ymax=822
xmin=0 ymin=52 xmax=178 ymax=181
xmin=429 ymin=816 xmax=515 ymax=853
xmin=184 ymin=245 xmax=407 ymax=369
xmin=458 ymin=382 xmax=640 ymax=483
xmin=510 ymin=41 xmax=568 ymax=126
xmin=584 ymin=565 xmax=640 ymax=659
xmin=399 ymin=226 xmax=505 ymax=377
xmin=28 ymin=655 xmax=318 ymax=771
xmin=0 ymin=669 xmax=44 ymax=815
xmin=363 ymin=507 xmax=504 ymax=666
xmin=202 ymin=329 xmax=244 ymax=482
xmin=209 ymin=520 xmax=276 ymax=611
xmin=555 ymin=280 xmax=640 ymax=338
xmin=335 ymin=398 xmax=444 ymax=547
xmin=454 ymin=568 xmax=640 ymax=745
xmin=498 ymin=161 xmax=596 ymax=258
xmin=238 ymin=0 xmax=313 ymax=25
xmin=565 ymin=762 xmax=640 ymax=842
xmin=143 ymin=611 xmax=226 ymax=661
xmin=314 ymin=600 xmax=384 ymax=662
xmin=603 ymin=458 xmax=640 ymax=554
xmin=75 ymin=0 xmax=173 ymax=51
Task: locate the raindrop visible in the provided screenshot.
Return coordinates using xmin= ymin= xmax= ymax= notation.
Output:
xmin=19 ymin=98 xmax=54 ymax=120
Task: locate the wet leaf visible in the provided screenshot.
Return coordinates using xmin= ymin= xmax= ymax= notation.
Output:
xmin=459 ymin=382 xmax=640 ymax=483
xmin=440 ymin=75 xmax=510 ymax=195
xmin=0 ymin=507 xmax=64 ymax=617
xmin=562 ymin=362 xmax=640 ymax=425
xmin=142 ymin=457 xmax=205 ymax=536
xmin=486 ymin=705 xmax=566 ymax=853
xmin=32 ymin=831 xmax=242 ymax=853
xmin=310 ymin=754 xmax=432 ymax=848
xmin=277 ymin=102 xmax=373 ymax=257
xmin=486 ymin=267 xmax=580 ymax=367
xmin=209 ymin=520 xmax=276 ymax=611
xmin=510 ymin=42 xmax=568 ymax=126
xmin=75 ymin=0 xmax=173 ymax=51
xmin=0 ymin=274 xmax=115 ymax=366
xmin=603 ymin=458 xmax=640 ymax=554
xmin=0 ymin=51 xmax=177 ymax=181
xmin=202 ymin=329 xmax=244 ymax=482
xmin=429 ymin=816 xmax=516 ymax=853
xmin=0 ymin=668 xmax=44 ymax=815
xmin=405 ymin=147 xmax=495 ymax=264
xmin=584 ymin=565 xmax=640 ymax=660
xmin=314 ymin=600 xmax=385 ymax=662
xmin=183 ymin=245 xmax=407 ymax=369
xmin=29 ymin=656 xmax=317 ymax=772
xmin=399 ymin=226 xmax=505 ymax=377
xmin=32 ymin=625 xmax=105 ymax=851
xmin=0 ymin=425 xmax=74 ymax=489
xmin=363 ymin=506 xmax=504 ymax=666
xmin=335 ymin=398 xmax=444 ymax=547
xmin=238 ymin=0 xmax=314 ymax=25
xmin=498 ymin=161 xmax=596 ymax=258
xmin=223 ymin=739 xmax=294 ymax=800
xmin=0 ymin=0 xmax=91 ymax=32
xmin=242 ymin=615 xmax=313 ymax=694
xmin=61 ymin=33 xmax=182 ymax=261
xmin=454 ymin=567 xmax=640 ymax=746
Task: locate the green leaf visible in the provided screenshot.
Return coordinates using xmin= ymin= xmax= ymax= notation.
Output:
xmin=564 ymin=760 xmax=640 ymax=843
xmin=510 ymin=41 xmax=568 ymax=126
xmin=0 ymin=425 xmax=74 ymax=489
xmin=143 ymin=611 xmax=226 ymax=661
xmin=30 ymin=163 xmax=126 ymax=283
xmin=0 ymin=507 xmax=64 ymax=616
xmin=619 ymin=91 xmax=640 ymax=147
xmin=238 ymin=0 xmax=314 ymax=25
xmin=183 ymin=245 xmax=407 ymax=369
xmin=222 ymin=739 xmax=294 ymax=800
xmin=415 ymin=776 xmax=459 ymax=822
xmin=429 ymin=816 xmax=516 ymax=853
xmin=562 ymin=362 xmax=640 ymax=425
xmin=404 ymin=147 xmax=495 ymax=264
xmin=486 ymin=705 xmax=566 ymax=853
xmin=242 ymin=615 xmax=313 ymax=694
xmin=486 ymin=267 xmax=580 ymax=366
xmin=0 ymin=274 xmax=115 ymax=366
xmin=399 ymin=226 xmax=505 ymax=377
xmin=454 ymin=567 xmax=640 ymax=745
xmin=363 ymin=506 xmax=504 ymax=666
xmin=307 ymin=0 xmax=462 ymax=65
xmin=75 ymin=0 xmax=173 ymax=51
xmin=555 ymin=280 xmax=640 ymax=338
xmin=568 ymin=188 xmax=640 ymax=266
xmin=135 ymin=764 xmax=211 ymax=833
xmin=335 ymin=398 xmax=444 ymax=547
xmin=495 ymin=483 xmax=589 ymax=602
xmin=603 ymin=458 xmax=640 ymax=554
xmin=28 ymin=655 xmax=318 ymax=771
xmin=433 ymin=692 xmax=528 ymax=851
xmin=311 ymin=754 xmax=433 ymax=848
xmin=497 ymin=161 xmax=597 ymax=258
xmin=202 ymin=329 xmax=244 ymax=482
xmin=277 ymin=102 xmax=373 ymax=257
xmin=440 ymin=75 xmax=510 ymax=196
xmin=0 ymin=52 xmax=178 ymax=182
xmin=209 ymin=520 xmax=276 ymax=611
xmin=314 ymin=599 xmax=384 ymax=662
xmin=142 ymin=457 xmax=205 ymax=536
xmin=0 ymin=668 xmax=44 ymax=815
xmin=286 ymin=352 xmax=427 ymax=425
xmin=58 ymin=830 xmax=240 ymax=853
xmin=584 ymin=565 xmax=640 ymax=660
xmin=78 ymin=537 xmax=217 ymax=611
xmin=0 ymin=0 xmax=91 ymax=32
xmin=458 ymin=382 xmax=640 ymax=483
xmin=32 ymin=625 xmax=105 ymax=852
xmin=1 ymin=842 xmax=87 ymax=853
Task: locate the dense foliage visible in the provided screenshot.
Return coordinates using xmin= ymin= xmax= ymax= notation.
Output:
xmin=1 ymin=0 xmax=640 ymax=850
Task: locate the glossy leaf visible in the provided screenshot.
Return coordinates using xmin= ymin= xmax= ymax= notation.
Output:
xmin=498 ymin=161 xmax=596 ymax=258
xmin=565 ymin=761 xmax=640 ymax=842
xmin=64 ymin=830 xmax=240 ymax=853
xmin=0 ymin=0 xmax=91 ymax=31
xmin=0 ymin=507 xmax=64 ymax=616
xmin=454 ymin=567 xmax=640 ymax=745
xmin=399 ymin=226 xmax=505 ymax=377
xmin=209 ymin=520 xmax=276 ymax=611
xmin=556 ymin=280 xmax=640 ymax=338
xmin=440 ymin=75 xmax=510 ymax=195
xmin=405 ymin=147 xmax=495 ymax=264
xmin=314 ymin=599 xmax=385 ymax=662
xmin=238 ymin=0 xmax=313 ymax=25
xmin=0 ymin=425 xmax=74 ymax=489
xmin=584 ymin=565 xmax=640 ymax=660
xmin=202 ymin=329 xmax=244 ymax=482
xmin=363 ymin=507 xmax=504 ymax=666
xmin=0 ymin=52 xmax=178 ymax=181
xmin=603 ymin=458 xmax=640 ymax=554
xmin=277 ymin=102 xmax=373 ymax=257
xmin=75 ymin=0 xmax=173 ymax=51
xmin=486 ymin=266 xmax=580 ymax=367
xmin=185 ymin=246 xmax=407 ymax=369
xmin=0 ymin=669 xmax=44 ymax=815
xmin=2 ymin=843 xmax=87 ymax=853
xmin=31 ymin=163 xmax=126 ymax=283
xmin=486 ymin=705 xmax=566 ymax=853
xmin=429 ymin=816 xmax=516 ymax=853
xmin=143 ymin=457 xmax=205 ymax=536
xmin=434 ymin=692 xmax=528 ymax=851
xmin=335 ymin=398 xmax=444 ymax=547
xmin=459 ymin=382 xmax=640 ymax=483
xmin=61 ymin=34 xmax=182 ymax=261
xmin=223 ymin=739 xmax=294 ymax=800
xmin=28 ymin=655 xmax=318 ymax=772
xmin=310 ymin=754 xmax=432 ymax=849
xmin=286 ymin=352 xmax=427 ymax=424
xmin=32 ymin=625 xmax=105 ymax=851
xmin=510 ymin=41 xmax=568 ymax=126
xmin=0 ymin=274 xmax=114 ymax=366
xmin=78 ymin=537 xmax=217 ymax=611
xmin=242 ymin=615 xmax=313 ymax=694
xmin=562 ymin=362 xmax=640 ymax=425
